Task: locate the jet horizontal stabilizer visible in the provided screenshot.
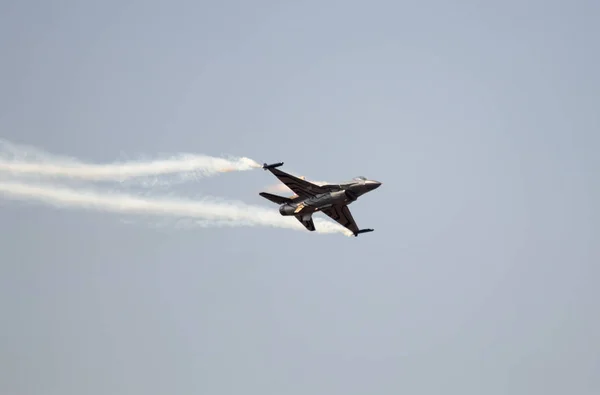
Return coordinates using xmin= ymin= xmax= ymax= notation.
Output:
xmin=354 ymin=228 xmax=374 ymax=236
xmin=263 ymin=162 xmax=284 ymax=170
xmin=259 ymin=192 xmax=292 ymax=205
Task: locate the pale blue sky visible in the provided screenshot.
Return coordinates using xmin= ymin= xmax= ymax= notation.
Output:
xmin=1 ymin=1 xmax=598 ymax=394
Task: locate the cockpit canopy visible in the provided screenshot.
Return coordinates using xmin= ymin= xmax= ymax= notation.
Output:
xmin=346 ymin=176 xmax=367 ymax=184
xmin=339 ymin=176 xmax=368 ymax=186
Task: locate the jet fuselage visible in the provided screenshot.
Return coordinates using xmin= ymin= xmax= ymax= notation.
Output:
xmin=279 ymin=190 xmax=350 ymax=216
xmin=278 ymin=179 xmax=381 ymax=216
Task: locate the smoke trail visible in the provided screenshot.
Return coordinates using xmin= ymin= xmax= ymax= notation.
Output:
xmin=0 ymin=139 xmax=260 ymax=184
xmin=0 ymin=180 xmax=354 ymax=236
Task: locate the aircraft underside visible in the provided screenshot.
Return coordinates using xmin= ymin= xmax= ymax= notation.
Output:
xmin=278 ymin=191 xmax=352 ymax=217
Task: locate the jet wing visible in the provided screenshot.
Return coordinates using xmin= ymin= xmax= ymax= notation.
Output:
xmin=266 ymin=167 xmax=327 ymax=198
xmin=321 ymin=204 xmax=360 ymax=235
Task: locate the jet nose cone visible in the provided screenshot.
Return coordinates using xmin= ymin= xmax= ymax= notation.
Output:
xmin=368 ymin=180 xmax=382 ymax=190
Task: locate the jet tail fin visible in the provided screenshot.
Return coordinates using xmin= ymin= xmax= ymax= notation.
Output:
xmin=296 ymin=214 xmax=316 ymax=231
xmin=259 ymin=192 xmax=292 ymax=205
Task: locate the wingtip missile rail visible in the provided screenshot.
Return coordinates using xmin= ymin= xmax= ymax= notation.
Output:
xmin=354 ymin=229 xmax=374 ymax=236
xmin=263 ymin=162 xmax=284 ymax=170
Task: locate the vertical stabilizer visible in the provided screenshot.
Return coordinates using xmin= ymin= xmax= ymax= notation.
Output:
xmin=295 ymin=214 xmax=316 ymax=231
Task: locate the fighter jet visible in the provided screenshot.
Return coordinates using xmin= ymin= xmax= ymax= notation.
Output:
xmin=260 ymin=162 xmax=381 ymax=236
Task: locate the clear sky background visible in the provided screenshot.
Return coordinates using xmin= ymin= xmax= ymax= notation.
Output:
xmin=1 ymin=1 xmax=598 ymax=394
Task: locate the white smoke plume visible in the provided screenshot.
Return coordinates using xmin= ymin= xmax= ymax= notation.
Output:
xmin=0 ymin=139 xmax=260 ymax=184
xmin=0 ymin=180 xmax=354 ymax=236
xmin=0 ymin=139 xmax=354 ymax=237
